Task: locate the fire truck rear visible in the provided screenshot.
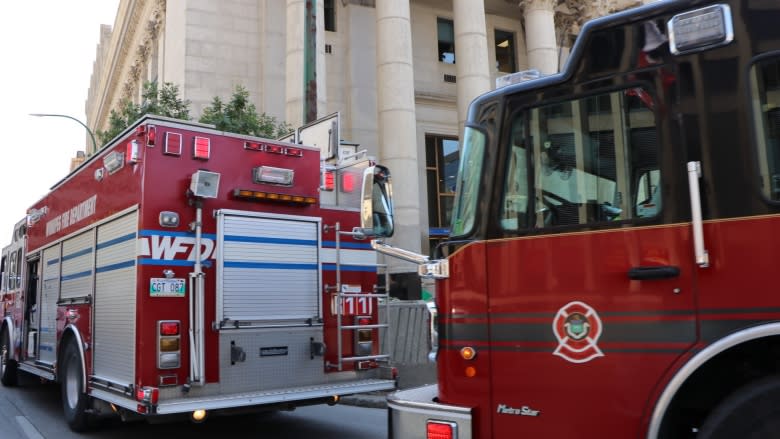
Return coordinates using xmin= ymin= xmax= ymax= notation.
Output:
xmin=0 ymin=114 xmax=395 ymax=430
xmin=358 ymin=1 xmax=780 ymax=438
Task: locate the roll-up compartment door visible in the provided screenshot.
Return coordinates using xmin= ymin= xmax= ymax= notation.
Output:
xmin=217 ymin=212 xmax=321 ymax=324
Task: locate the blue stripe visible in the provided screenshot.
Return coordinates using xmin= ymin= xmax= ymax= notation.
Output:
xmin=96 ymin=260 xmax=135 ymax=273
xmin=47 ymin=258 xmax=60 ymax=266
xmin=225 ymin=261 xmax=317 ymax=270
xmin=322 ymin=241 xmax=373 ymax=250
xmin=322 ymin=264 xmax=377 ymax=273
xmin=62 ymin=248 xmax=92 ymax=262
xmin=62 ymin=270 xmax=92 ymax=281
xmin=139 ymin=230 xmax=217 ymax=239
xmin=139 ymin=258 xmax=212 ymax=268
xmin=224 ymin=235 xmax=317 ymax=246
xmin=97 ymin=233 xmax=135 ymax=250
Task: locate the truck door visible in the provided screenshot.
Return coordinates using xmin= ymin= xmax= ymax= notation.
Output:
xmin=214 ymin=210 xmax=326 ymax=393
xmin=487 ymin=75 xmax=698 ymax=436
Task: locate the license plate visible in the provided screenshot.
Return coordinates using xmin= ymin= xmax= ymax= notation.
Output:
xmin=150 ymin=278 xmax=186 ymax=297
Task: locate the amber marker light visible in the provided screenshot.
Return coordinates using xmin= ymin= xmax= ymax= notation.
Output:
xmin=460 ymin=346 xmax=476 ymax=360
xmin=464 ymin=366 xmax=477 ymax=378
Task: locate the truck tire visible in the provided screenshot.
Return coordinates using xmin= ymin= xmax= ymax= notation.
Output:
xmin=61 ymin=340 xmax=91 ymax=432
xmin=697 ymin=376 xmax=780 ymax=439
xmin=0 ymin=328 xmax=18 ymax=386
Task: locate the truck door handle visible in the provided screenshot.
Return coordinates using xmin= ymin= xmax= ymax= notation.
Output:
xmin=628 ymin=266 xmax=680 ymax=280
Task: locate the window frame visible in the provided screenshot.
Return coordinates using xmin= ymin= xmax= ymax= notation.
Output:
xmin=437 ymin=17 xmax=455 ymax=64
xmin=497 ymin=85 xmax=663 ymax=233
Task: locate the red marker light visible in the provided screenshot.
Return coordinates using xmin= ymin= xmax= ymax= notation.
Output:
xmin=341 ymin=173 xmax=355 ymax=193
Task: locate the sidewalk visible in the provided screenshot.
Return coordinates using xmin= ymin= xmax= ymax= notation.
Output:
xmin=339 ymin=363 xmax=436 ymax=409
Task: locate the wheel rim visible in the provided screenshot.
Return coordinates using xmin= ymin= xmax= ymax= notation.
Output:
xmin=65 ymin=357 xmax=80 ymax=408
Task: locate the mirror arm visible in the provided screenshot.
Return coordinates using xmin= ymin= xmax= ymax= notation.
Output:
xmin=370 ymin=240 xmax=430 ymax=265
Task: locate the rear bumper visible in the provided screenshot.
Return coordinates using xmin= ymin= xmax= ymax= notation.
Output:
xmin=388 ymin=384 xmax=473 ymax=439
xmin=91 ymin=378 xmax=396 ymax=416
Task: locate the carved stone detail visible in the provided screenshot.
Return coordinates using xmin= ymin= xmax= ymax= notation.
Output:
xmin=120 ymin=0 xmax=166 ymax=103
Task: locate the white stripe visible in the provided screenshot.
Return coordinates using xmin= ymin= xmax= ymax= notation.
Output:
xmin=15 ymin=416 xmax=44 ymax=439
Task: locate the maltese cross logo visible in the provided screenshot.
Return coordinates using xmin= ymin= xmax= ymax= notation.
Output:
xmin=552 ymin=301 xmax=604 ymax=364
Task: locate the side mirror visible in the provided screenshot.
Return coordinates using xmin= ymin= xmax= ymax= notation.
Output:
xmin=359 ymin=165 xmax=394 ymax=238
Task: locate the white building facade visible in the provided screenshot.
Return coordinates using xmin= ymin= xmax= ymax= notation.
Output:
xmin=85 ymin=0 xmax=651 ymax=298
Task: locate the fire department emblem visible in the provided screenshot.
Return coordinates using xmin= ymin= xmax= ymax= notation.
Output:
xmin=552 ymin=301 xmax=604 ymax=364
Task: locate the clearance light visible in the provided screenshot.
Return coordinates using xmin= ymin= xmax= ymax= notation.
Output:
xmin=459 ymin=346 xmax=476 ymax=361
xmin=254 ymin=166 xmax=294 ymax=186
xmin=244 ymin=141 xmax=265 ymax=151
xmin=193 ymin=136 xmax=211 ymax=160
xmin=285 ymin=147 xmax=303 ymax=157
xmin=233 ymin=189 xmax=317 ymax=205
xmin=341 ymin=172 xmax=355 ymax=193
xmin=165 ymin=132 xmax=183 ymax=156
xmin=668 ymin=4 xmax=733 ymax=55
xmin=323 ymin=171 xmax=335 ymax=191
xmin=427 ymin=421 xmax=456 ymax=439
xmin=464 ymin=366 xmax=477 ymax=378
xmin=266 ymin=144 xmax=284 ymax=154
xmin=146 ymin=125 xmax=157 ymax=146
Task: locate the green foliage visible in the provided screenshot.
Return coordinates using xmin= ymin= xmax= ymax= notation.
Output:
xmin=97 ymin=81 xmax=191 ymax=146
xmin=199 ymin=85 xmax=291 ymax=138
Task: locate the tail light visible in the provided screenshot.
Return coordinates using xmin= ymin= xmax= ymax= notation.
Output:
xmin=135 ymin=386 xmax=159 ymax=404
xmin=427 ymin=421 xmax=456 ymax=439
xmin=354 ymin=316 xmax=373 ymax=357
xmin=158 ymin=320 xmax=181 ymax=369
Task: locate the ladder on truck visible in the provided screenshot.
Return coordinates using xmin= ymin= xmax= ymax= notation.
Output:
xmin=326 ymin=222 xmax=390 ymax=371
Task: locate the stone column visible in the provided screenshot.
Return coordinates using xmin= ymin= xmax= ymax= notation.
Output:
xmin=286 ymin=0 xmax=305 ymax=127
xmin=523 ymin=0 xmax=558 ymax=75
xmin=453 ymin=0 xmax=491 ymax=135
xmin=375 ymin=0 xmax=423 ymax=261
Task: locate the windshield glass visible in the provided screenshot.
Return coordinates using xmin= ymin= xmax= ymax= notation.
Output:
xmin=450 ymin=126 xmax=486 ymax=236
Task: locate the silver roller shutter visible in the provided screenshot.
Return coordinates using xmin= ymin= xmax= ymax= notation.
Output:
xmin=217 ymin=212 xmax=321 ymax=324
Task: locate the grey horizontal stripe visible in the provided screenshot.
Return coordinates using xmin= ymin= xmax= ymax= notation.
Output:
xmin=485 ymin=345 xmax=688 ymax=354
xmin=443 ymin=320 xmax=696 ymax=344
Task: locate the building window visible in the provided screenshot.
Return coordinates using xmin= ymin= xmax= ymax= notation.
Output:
xmin=437 ymin=18 xmax=455 ymax=64
xmin=495 ymin=29 xmax=516 ymax=73
xmin=325 ymin=0 xmax=336 ymax=32
xmin=426 ymin=135 xmax=460 ymax=250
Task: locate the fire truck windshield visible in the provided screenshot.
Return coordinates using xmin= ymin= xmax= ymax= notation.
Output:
xmin=450 ymin=126 xmax=486 ymax=236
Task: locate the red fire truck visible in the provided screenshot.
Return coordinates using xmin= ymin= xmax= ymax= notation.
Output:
xmin=359 ymin=0 xmax=780 ymax=438
xmin=0 ymin=113 xmax=395 ymax=430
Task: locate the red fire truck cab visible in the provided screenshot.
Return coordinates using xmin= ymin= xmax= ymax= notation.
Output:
xmin=0 ymin=114 xmax=395 ymax=430
xmin=361 ymin=0 xmax=780 ymax=438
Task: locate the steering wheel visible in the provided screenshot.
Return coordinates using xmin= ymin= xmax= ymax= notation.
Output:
xmin=538 ymin=190 xmax=572 ymax=226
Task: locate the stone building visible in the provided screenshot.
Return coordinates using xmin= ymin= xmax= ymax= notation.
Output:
xmin=85 ymin=0 xmax=653 ymax=298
